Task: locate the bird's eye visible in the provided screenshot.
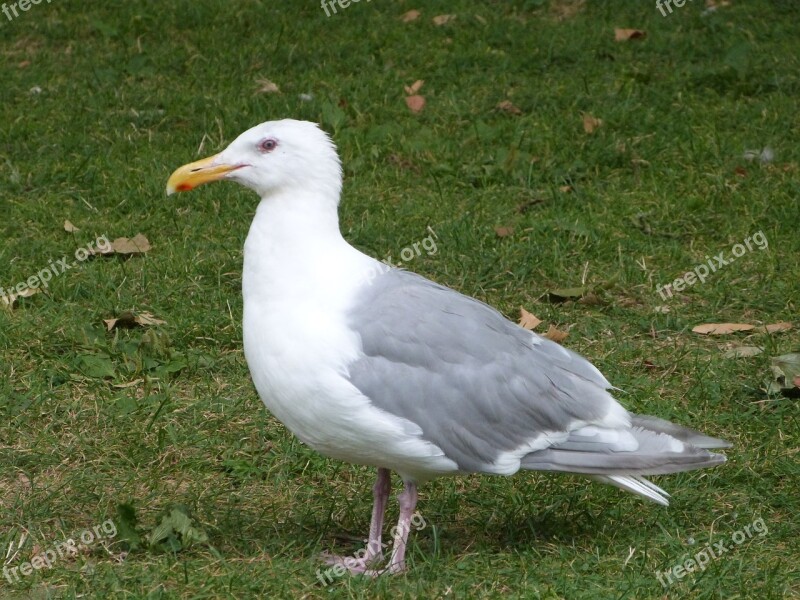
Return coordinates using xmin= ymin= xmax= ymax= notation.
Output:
xmin=258 ymin=138 xmax=278 ymax=153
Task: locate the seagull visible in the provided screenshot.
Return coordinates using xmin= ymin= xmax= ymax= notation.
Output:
xmin=166 ymin=119 xmax=730 ymax=575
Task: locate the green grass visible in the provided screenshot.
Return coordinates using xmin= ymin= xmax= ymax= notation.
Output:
xmin=1 ymin=0 xmax=798 ymax=598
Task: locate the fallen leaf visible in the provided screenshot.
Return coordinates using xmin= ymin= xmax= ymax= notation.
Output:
xmin=734 ymin=166 xmax=747 ymax=177
xmin=18 ymin=60 xmax=30 ymax=69
xmin=404 ymin=79 xmax=424 ymax=95
xmin=692 ymin=323 xmax=754 ymax=335
xmin=544 ymin=324 xmax=569 ymax=343
xmin=551 ymin=0 xmax=586 ymax=20
xmin=1 ymin=287 xmax=40 ymax=310
xmin=766 ymin=353 xmax=800 ymax=397
xmin=255 ymin=78 xmax=280 ymax=94
xmin=546 ymin=287 xmax=585 ymax=303
xmin=104 ymin=311 xmax=166 ymax=331
xmin=432 ymin=14 xmax=456 ymax=26
xmin=582 ymin=113 xmax=603 ymax=134
xmin=401 ymin=9 xmax=421 ymax=22
xmin=113 ymin=379 xmax=144 ymax=389
xmin=64 ymin=219 xmax=80 ymax=233
xmin=95 ymin=233 xmax=151 ymax=255
xmin=559 ymin=185 xmax=573 ymax=193
xmin=762 ymin=322 xmax=792 ymax=334
xmin=615 ymin=28 xmax=646 ymax=42
xmin=723 ymin=346 xmax=764 ymax=359
xmin=519 ymin=307 xmax=542 ymax=331
xmin=496 ymin=100 xmax=522 ymax=115
xmin=494 ymin=226 xmax=514 ymax=237
xmin=405 ymin=95 xmax=426 ymax=113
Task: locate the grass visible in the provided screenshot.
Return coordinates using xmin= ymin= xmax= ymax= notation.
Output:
xmin=1 ymin=0 xmax=798 ymax=598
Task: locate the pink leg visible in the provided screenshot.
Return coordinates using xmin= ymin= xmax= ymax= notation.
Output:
xmin=382 ymin=479 xmax=418 ymax=575
xmin=321 ymin=468 xmax=392 ymax=573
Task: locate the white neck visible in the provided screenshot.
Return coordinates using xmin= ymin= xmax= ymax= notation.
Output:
xmin=242 ymin=189 xmax=373 ymax=308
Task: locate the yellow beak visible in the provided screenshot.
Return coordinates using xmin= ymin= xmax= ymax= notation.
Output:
xmin=166 ymin=153 xmax=243 ymax=195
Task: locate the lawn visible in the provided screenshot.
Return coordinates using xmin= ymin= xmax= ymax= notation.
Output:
xmin=1 ymin=0 xmax=798 ymax=598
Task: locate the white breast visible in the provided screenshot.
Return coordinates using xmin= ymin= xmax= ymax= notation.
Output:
xmin=241 ymin=197 xmax=458 ymax=482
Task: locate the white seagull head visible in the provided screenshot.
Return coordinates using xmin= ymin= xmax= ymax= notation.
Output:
xmin=166 ymin=119 xmax=342 ymax=201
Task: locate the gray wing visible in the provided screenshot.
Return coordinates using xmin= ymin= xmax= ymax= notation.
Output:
xmin=345 ymin=269 xmax=619 ymax=473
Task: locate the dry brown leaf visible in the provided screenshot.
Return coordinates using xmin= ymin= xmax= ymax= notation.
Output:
xmin=401 ymin=9 xmax=421 ymax=22
xmin=102 ymin=233 xmax=151 ymax=255
xmin=615 ymin=28 xmax=646 ymax=42
xmin=255 ymin=78 xmax=280 ymax=94
xmin=544 ymin=324 xmax=569 ymax=343
xmin=762 ymin=322 xmax=793 ymax=334
xmin=64 ymin=219 xmax=80 ymax=233
xmin=519 ymin=307 xmax=542 ymax=331
xmin=432 ymin=14 xmax=456 ymax=26
xmin=582 ymin=113 xmax=603 ymax=134
xmin=113 ymin=379 xmax=144 ymax=389
xmin=496 ymin=100 xmax=522 ymax=115
xmin=104 ymin=310 xmax=166 ymax=331
xmin=551 ymin=0 xmax=586 ymax=20
xmin=405 ymin=95 xmax=426 ymax=113
xmin=559 ymin=185 xmax=573 ymax=193
xmin=692 ymin=323 xmax=754 ymax=335
xmin=494 ymin=226 xmax=514 ymax=237
xmin=404 ymin=80 xmax=424 ymax=95
xmin=723 ymin=346 xmax=763 ymax=359
xmin=1 ymin=287 xmax=40 ymax=310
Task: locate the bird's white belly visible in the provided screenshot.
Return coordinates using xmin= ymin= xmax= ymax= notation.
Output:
xmin=242 ymin=299 xmax=459 ymax=481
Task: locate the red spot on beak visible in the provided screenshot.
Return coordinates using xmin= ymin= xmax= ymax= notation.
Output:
xmin=177 ymin=183 xmax=193 ymax=192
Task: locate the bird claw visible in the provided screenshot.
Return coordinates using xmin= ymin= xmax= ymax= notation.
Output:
xmin=318 ymin=552 xmax=403 ymax=577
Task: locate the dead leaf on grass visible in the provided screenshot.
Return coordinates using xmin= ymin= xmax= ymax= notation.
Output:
xmin=405 ymin=95 xmax=425 ymax=113
xmin=761 ymin=322 xmax=792 ymax=334
xmin=497 ymin=100 xmax=522 ymax=115
xmin=432 ymin=14 xmax=456 ymax=26
xmin=544 ymin=324 xmax=569 ymax=343
xmin=546 ymin=287 xmax=585 ymax=303
xmin=559 ymin=185 xmax=573 ymax=193
xmin=401 ymin=9 xmax=421 ymax=22
xmin=1 ymin=287 xmax=40 ymax=310
xmin=723 ymin=346 xmax=764 ymax=359
xmin=615 ymin=28 xmax=646 ymax=42
xmin=582 ymin=113 xmax=603 ymax=133
xmin=519 ymin=307 xmax=542 ymax=331
xmin=693 ymin=322 xmax=792 ymax=335
xmin=692 ymin=323 xmax=754 ymax=335
xmin=104 ymin=311 xmax=166 ymax=331
xmin=94 ymin=233 xmax=151 ymax=256
xmin=404 ymin=80 xmax=424 ymax=95
xmin=766 ymin=353 xmax=800 ymax=397
xmin=494 ymin=226 xmax=514 ymax=237
xmin=255 ymin=78 xmax=280 ymax=94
